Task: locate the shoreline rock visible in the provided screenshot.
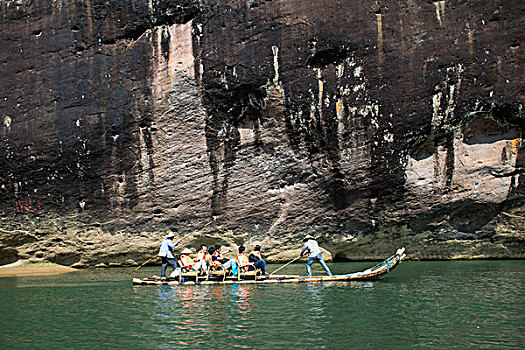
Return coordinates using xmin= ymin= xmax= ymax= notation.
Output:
xmin=0 ymin=260 xmax=78 ymax=277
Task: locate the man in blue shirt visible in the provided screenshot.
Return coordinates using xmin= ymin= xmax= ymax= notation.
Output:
xmin=159 ymin=232 xmax=179 ymax=280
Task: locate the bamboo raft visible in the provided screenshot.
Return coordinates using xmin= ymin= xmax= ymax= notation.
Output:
xmin=132 ymin=248 xmax=406 ymax=286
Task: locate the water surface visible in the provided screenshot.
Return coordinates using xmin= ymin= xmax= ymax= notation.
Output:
xmin=1 ymin=260 xmax=523 ymax=349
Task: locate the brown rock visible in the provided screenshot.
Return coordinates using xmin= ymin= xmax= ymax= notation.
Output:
xmin=0 ymin=0 xmax=523 ymax=264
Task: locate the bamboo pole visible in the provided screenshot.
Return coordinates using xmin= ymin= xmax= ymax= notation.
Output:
xmin=269 ymin=256 xmax=302 ymax=276
xmin=128 ymin=256 xmax=156 ymax=274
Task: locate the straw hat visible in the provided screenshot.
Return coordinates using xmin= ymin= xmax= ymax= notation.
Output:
xmin=180 ymin=248 xmax=192 ymax=255
xmin=304 ymin=234 xmax=315 ymax=241
xmin=166 ymin=232 xmax=175 ymax=238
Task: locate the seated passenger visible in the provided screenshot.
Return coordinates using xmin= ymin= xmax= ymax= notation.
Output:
xmin=249 ymin=245 xmax=267 ymax=275
xmin=212 ymin=245 xmax=234 ymax=271
xmin=193 ymin=245 xmax=208 ymax=273
xmin=179 ymin=248 xmax=195 ymax=271
xmin=208 ymin=246 xmax=223 ymax=270
xmin=237 ymin=246 xmax=255 ymax=271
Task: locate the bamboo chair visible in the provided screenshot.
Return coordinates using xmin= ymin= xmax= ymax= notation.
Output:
xmin=237 ymin=262 xmax=259 ymax=281
xmin=178 ymin=260 xmax=199 ymax=282
xmin=206 ymin=263 xmax=226 ymax=281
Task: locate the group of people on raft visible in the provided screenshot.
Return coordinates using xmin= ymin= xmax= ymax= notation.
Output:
xmin=158 ymin=232 xmax=267 ymax=280
xmin=158 ymin=232 xmax=333 ymax=280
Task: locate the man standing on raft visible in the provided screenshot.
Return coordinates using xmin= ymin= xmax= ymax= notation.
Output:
xmin=158 ymin=232 xmax=179 ymax=281
xmin=300 ymin=235 xmax=333 ymax=277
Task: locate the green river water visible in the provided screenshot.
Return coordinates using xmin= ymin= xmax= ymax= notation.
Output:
xmin=1 ymin=260 xmax=524 ymax=349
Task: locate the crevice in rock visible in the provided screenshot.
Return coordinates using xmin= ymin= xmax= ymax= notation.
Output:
xmin=444 ymin=133 xmax=455 ymax=190
xmin=491 ymin=167 xmax=525 ymax=178
xmin=461 ymin=112 xmax=519 ymax=145
xmin=80 ymin=2 xmax=200 ymax=49
xmin=409 ymin=200 xmax=501 ymax=235
xmin=307 ymin=46 xmax=356 ymax=67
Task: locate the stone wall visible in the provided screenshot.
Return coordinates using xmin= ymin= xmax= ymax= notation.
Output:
xmin=0 ymin=0 xmax=523 ymax=266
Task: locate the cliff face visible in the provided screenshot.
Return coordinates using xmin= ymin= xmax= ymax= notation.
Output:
xmin=0 ymin=0 xmax=523 ymax=266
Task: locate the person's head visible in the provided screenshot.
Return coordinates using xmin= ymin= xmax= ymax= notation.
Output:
xmin=208 ymin=246 xmax=216 ymax=255
xmin=303 ymin=234 xmax=315 ymax=242
xmin=253 ymin=245 xmax=261 ymax=252
xmin=200 ymin=245 xmax=207 ymax=252
xmin=181 ymin=248 xmax=192 ymax=255
xmin=238 ymin=246 xmax=246 ymax=254
xmin=215 ymin=244 xmax=221 ymax=252
xmin=166 ymin=232 xmax=175 ymax=239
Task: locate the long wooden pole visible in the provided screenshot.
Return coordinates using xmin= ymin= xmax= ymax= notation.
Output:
xmin=269 ymin=256 xmax=302 ymax=276
xmin=128 ymin=221 xmax=212 ymax=274
xmin=128 ymin=256 xmax=156 ymax=274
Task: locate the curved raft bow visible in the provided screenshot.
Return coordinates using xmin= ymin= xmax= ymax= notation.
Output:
xmin=132 ymin=248 xmax=407 ymax=285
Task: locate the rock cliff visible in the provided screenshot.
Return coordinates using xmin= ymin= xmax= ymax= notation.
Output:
xmin=0 ymin=0 xmax=523 ymax=266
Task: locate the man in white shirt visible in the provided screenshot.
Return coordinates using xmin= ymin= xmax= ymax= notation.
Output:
xmin=158 ymin=232 xmax=179 ymax=280
xmin=300 ymin=234 xmax=333 ymax=277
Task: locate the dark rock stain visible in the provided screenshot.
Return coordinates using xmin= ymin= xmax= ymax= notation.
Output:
xmin=192 ymin=0 xmax=524 ymax=236
xmin=161 ymin=27 xmax=171 ymax=59
xmin=0 ymin=0 xmax=199 ymax=218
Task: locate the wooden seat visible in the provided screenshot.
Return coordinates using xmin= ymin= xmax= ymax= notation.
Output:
xmin=238 ymin=270 xmax=258 ymax=280
xmin=237 ymin=263 xmax=260 ymax=280
xmin=206 ymin=267 xmax=226 ymax=281
xmin=179 ymin=270 xmax=199 ymax=282
xmin=178 ymin=259 xmax=199 ymax=282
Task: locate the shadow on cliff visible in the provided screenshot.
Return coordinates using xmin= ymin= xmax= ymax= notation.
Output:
xmin=201 ymin=83 xmax=268 ymax=215
xmin=408 ymin=200 xmax=502 ymax=240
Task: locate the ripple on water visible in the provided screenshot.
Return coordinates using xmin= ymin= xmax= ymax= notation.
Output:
xmin=0 ymin=261 xmax=524 ymax=349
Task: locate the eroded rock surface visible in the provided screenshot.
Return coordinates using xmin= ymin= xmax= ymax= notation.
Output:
xmin=0 ymin=0 xmax=523 ymax=265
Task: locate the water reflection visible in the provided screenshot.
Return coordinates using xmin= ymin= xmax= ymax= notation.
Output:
xmin=303 ymin=283 xmax=329 ymax=342
xmin=3 ymin=262 xmax=523 ymax=349
xmin=150 ymin=284 xmax=265 ymax=349
xmin=230 ymin=284 xmax=254 ymax=316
